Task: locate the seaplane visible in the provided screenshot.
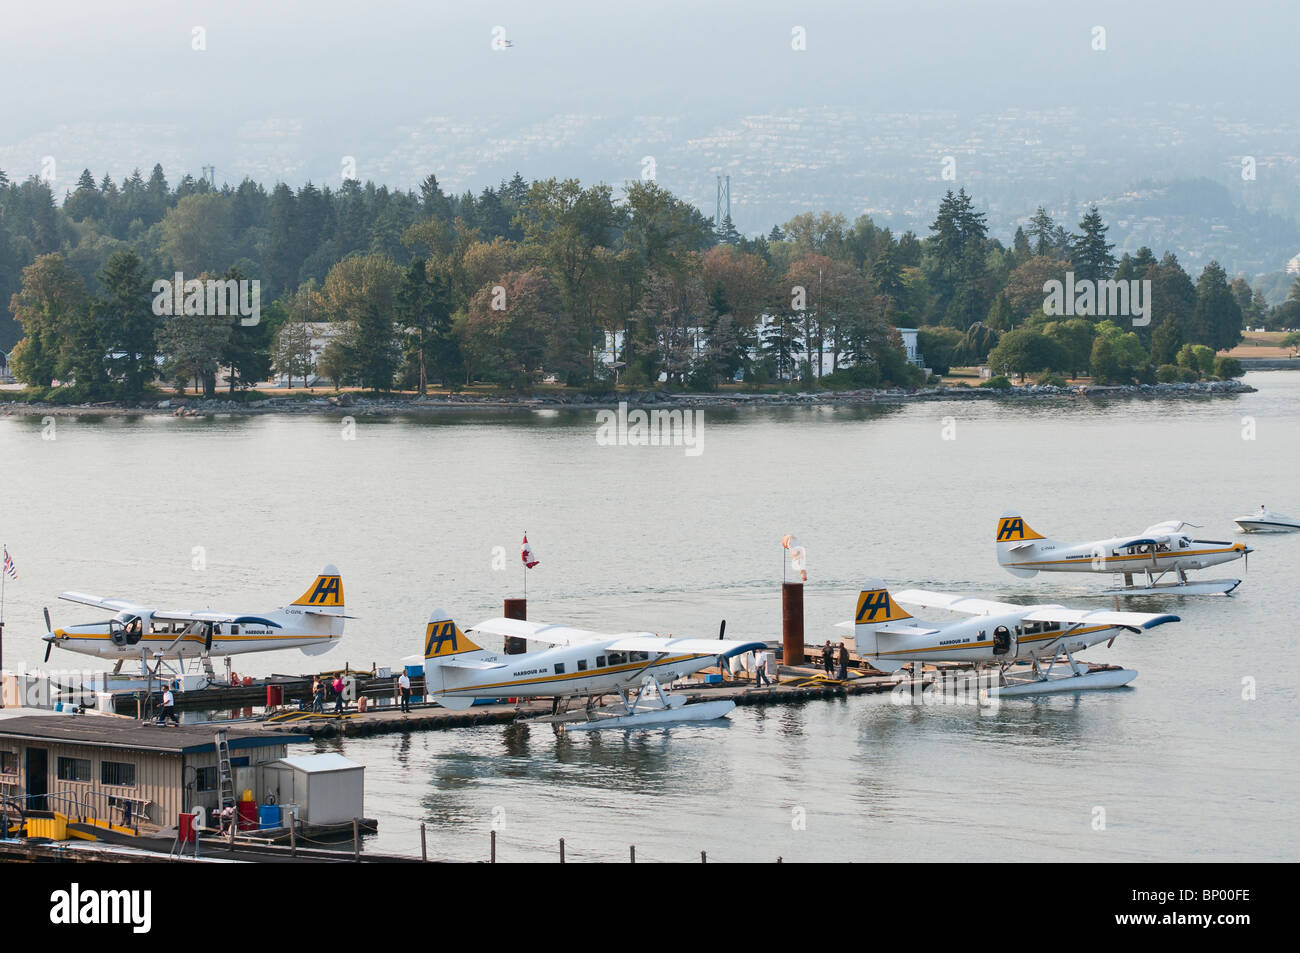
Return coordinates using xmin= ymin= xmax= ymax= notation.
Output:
xmin=413 ymin=609 xmax=765 ymax=730
xmin=1234 ymin=505 xmax=1300 ymax=533
xmin=40 ymin=565 xmax=349 ymax=677
xmin=839 ymin=580 xmax=1180 ymax=697
xmin=995 ymin=511 xmax=1252 ymax=595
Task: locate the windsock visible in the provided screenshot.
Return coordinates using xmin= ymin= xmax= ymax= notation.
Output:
xmin=521 ymin=533 xmax=540 ymax=569
xmin=782 ymin=534 xmax=807 ymax=582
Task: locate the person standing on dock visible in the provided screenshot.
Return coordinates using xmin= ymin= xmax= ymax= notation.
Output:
xmin=754 ymin=647 xmax=771 ymax=688
xmin=397 ymin=670 xmax=411 ymax=713
xmin=332 ymin=675 xmax=346 ymax=714
xmin=311 ymin=677 xmax=324 ymax=713
xmin=836 ymin=642 xmax=850 ymax=681
xmin=821 ymin=640 xmax=834 ymax=677
xmin=157 ymin=684 xmax=179 ymax=725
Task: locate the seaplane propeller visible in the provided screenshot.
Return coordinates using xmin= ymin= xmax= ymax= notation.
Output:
xmin=43 ymin=607 xmax=54 ymax=663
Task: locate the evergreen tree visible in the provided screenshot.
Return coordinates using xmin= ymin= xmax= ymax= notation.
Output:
xmin=1027 ymin=207 xmax=1054 ymax=255
xmin=1191 ymin=261 xmax=1243 ymax=352
xmin=98 ymin=249 xmax=158 ymax=396
xmin=1071 ymin=206 xmax=1116 ymax=283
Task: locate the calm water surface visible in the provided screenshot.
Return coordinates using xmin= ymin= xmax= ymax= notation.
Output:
xmin=1 ymin=373 xmax=1297 ymax=861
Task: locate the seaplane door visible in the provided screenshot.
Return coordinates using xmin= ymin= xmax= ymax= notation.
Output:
xmin=993 ymin=625 xmax=1012 ymax=656
xmin=110 ymin=613 xmax=145 ymax=649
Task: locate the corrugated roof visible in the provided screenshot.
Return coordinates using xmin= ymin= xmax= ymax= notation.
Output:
xmin=0 ymin=714 xmax=306 ymax=754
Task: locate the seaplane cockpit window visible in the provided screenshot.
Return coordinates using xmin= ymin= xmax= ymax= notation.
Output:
xmin=1179 ymin=538 xmax=1190 ymax=549
xmin=110 ymin=612 xmax=144 ymax=645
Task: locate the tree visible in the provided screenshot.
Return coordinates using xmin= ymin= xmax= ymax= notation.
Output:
xmin=986 ymin=327 xmax=1065 ymax=381
xmin=273 ymin=321 xmax=315 ymax=388
xmin=322 ymin=254 xmax=402 ymax=391
xmin=160 ymin=193 xmax=232 ymax=276
xmin=8 ymin=253 xmax=87 ymax=386
xmin=1191 ymin=261 xmax=1243 ymax=352
xmin=463 ymin=267 xmax=566 ymax=387
xmin=397 ymin=257 xmax=453 ymax=394
xmin=97 ymin=249 xmax=157 ymax=396
xmin=157 ymin=312 xmax=230 ymax=397
xmin=1042 ymin=319 xmax=1095 ymax=379
xmin=1070 ymin=206 xmax=1116 ymax=283
xmin=1027 ymin=207 xmax=1054 ymax=255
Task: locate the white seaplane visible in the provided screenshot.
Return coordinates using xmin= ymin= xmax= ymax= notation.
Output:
xmin=838 ymin=580 xmax=1180 ymax=696
xmin=40 ymin=565 xmax=348 ymax=676
xmin=1234 ymin=505 xmax=1300 ymax=533
xmin=995 ymin=511 xmax=1252 ymax=595
xmin=413 ymin=609 xmax=764 ymax=729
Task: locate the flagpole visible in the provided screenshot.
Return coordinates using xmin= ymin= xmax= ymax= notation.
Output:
xmin=1 ymin=546 xmax=6 ymax=708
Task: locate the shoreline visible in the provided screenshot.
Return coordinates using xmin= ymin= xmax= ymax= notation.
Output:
xmin=0 ymin=378 xmax=1257 ymax=418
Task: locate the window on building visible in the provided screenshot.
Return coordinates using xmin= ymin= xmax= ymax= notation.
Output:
xmin=0 ymin=751 xmax=16 ymax=775
xmin=196 ymin=766 xmax=218 ymax=792
xmin=57 ymin=757 xmax=92 ymax=782
xmin=101 ymin=761 xmax=135 ymax=787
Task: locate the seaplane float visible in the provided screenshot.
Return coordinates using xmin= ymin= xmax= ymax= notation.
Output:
xmin=839 ymin=580 xmax=1180 ymax=697
xmin=996 ymin=511 xmax=1252 ymax=595
xmin=1234 ymin=505 xmax=1300 ymax=533
xmin=411 ymin=610 xmax=763 ymax=729
xmin=40 ymin=566 xmax=350 ymax=679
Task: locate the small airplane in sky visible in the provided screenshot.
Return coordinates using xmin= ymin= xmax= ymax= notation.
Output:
xmin=839 ymin=580 xmax=1180 ymax=696
xmin=995 ymin=511 xmax=1251 ymax=595
xmin=41 ymin=565 xmax=349 ymax=675
xmin=414 ymin=610 xmax=765 ymax=728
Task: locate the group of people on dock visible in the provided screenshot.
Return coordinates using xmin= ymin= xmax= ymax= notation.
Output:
xmin=821 ymin=641 xmax=851 ymax=681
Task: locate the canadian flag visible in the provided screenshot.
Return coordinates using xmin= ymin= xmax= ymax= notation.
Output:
xmin=521 ymin=533 xmax=540 ymax=569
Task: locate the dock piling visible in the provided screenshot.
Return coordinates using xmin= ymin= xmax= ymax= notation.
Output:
xmin=559 ymin=837 xmax=565 ymax=864
xmin=503 ymin=598 xmax=527 ymax=654
xmin=782 ymin=582 xmax=805 ymax=667
xmin=630 ymin=845 xmax=635 ymax=863
xmin=420 ymin=822 xmax=427 ymax=862
xmin=491 ymin=829 xmax=496 ymax=863
xmin=353 ymin=818 xmax=359 ymax=862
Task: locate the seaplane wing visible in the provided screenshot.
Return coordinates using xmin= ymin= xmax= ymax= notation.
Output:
xmin=1021 ymin=607 xmax=1180 ymax=633
xmin=891 ymin=589 xmax=1023 ymax=616
xmin=467 ymin=618 xmax=610 ymax=645
xmin=603 ymin=636 xmax=766 ymax=658
xmin=58 ymin=591 xmax=144 ymax=613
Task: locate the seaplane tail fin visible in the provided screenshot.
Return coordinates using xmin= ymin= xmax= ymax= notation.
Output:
xmin=996 ymin=511 xmax=1049 ymax=577
xmin=291 ymin=565 xmax=345 ymax=611
xmin=423 ymin=610 xmax=485 ymax=661
xmin=854 ymin=580 xmax=913 ymax=632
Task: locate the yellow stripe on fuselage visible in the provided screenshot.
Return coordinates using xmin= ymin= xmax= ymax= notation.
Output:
xmin=441 ymin=654 xmax=699 ymax=694
xmin=1008 ymin=546 xmax=1241 ymax=568
xmin=869 ymin=625 xmax=1110 ymax=657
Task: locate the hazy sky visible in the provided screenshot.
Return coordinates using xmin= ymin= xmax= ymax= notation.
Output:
xmin=1 ymin=0 xmax=1294 ymax=191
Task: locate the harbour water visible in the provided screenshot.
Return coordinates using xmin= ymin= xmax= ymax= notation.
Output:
xmin=1 ymin=373 xmax=1297 ymax=861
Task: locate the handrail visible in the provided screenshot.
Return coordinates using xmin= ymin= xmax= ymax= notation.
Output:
xmin=0 ymin=788 xmax=151 ymax=834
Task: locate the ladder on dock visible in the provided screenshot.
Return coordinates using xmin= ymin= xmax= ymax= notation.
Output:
xmin=214 ymin=730 xmax=236 ymax=827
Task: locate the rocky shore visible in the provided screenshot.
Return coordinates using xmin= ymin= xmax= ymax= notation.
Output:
xmin=0 ymin=378 xmax=1256 ymax=418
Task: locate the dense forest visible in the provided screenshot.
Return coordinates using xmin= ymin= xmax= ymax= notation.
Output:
xmin=2 ymin=164 xmax=1297 ymax=399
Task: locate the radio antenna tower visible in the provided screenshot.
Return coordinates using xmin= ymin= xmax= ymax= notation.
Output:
xmin=714 ymin=174 xmax=731 ymax=230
